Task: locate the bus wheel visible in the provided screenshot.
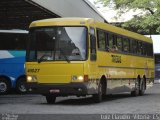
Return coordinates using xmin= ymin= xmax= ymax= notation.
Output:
xmin=131 ymin=77 xmax=140 ymax=96
xmin=93 ymin=82 xmax=102 ymax=103
xmin=139 ymin=77 xmax=146 ymax=96
xmin=46 ymin=95 xmax=56 ymax=104
xmin=16 ymin=77 xmax=28 ymax=94
xmin=0 ymin=78 xmax=10 ymax=94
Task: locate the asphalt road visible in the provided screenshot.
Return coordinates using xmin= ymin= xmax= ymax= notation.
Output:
xmin=0 ymin=84 xmax=160 ymax=120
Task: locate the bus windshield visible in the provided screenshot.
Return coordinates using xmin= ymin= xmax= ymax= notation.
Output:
xmin=27 ymin=27 xmax=87 ymax=62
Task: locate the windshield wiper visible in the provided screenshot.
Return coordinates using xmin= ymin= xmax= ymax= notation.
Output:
xmin=59 ymin=48 xmax=70 ymax=63
xmin=38 ymin=54 xmax=51 ymax=63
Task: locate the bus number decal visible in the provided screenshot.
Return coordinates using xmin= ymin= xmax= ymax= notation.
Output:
xmin=27 ymin=69 xmax=40 ymax=73
xmin=111 ymin=55 xmax=121 ymax=63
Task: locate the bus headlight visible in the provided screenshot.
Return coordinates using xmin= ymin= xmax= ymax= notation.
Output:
xmin=27 ymin=75 xmax=37 ymax=82
xmin=71 ymin=75 xmax=88 ymax=82
xmin=72 ymin=75 xmax=84 ymax=82
xmin=77 ymin=76 xmax=84 ymax=82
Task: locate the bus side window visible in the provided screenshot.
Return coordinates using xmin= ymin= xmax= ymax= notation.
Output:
xmin=123 ymin=38 xmax=130 ymax=53
xmin=148 ymin=43 xmax=153 ymax=57
xmin=97 ymin=30 xmax=106 ymax=51
xmin=117 ymin=36 xmax=122 ymax=52
xmin=108 ymin=33 xmax=118 ymax=52
xmin=108 ymin=33 xmax=113 ymax=49
xmin=0 ymin=33 xmax=27 ymax=50
xmin=106 ymin=33 xmax=109 ymax=51
xmin=147 ymin=43 xmax=151 ymax=57
xmin=130 ymin=39 xmax=137 ymax=54
xmin=90 ymin=27 xmax=96 ymax=61
xmin=142 ymin=42 xmax=146 ymax=56
xmin=137 ymin=41 xmax=143 ymax=55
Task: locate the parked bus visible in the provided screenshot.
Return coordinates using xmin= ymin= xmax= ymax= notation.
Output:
xmin=155 ymin=54 xmax=160 ymax=83
xmin=0 ymin=30 xmax=28 ymax=94
xmin=26 ymin=18 xmax=154 ymax=103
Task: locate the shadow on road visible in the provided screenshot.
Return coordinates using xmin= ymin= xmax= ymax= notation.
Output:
xmin=50 ymin=94 xmax=136 ymax=105
xmin=39 ymin=84 xmax=159 ymax=105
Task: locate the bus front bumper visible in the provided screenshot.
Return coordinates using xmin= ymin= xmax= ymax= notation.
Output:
xmin=27 ymin=82 xmax=88 ymax=96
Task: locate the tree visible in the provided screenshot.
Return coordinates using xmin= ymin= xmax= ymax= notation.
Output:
xmin=96 ymin=0 xmax=160 ymax=34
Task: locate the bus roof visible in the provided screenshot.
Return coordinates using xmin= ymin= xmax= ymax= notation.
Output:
xmin=95 ymin=21 xmax=152 ymax=43
xmin=29 ymin=17 xmax=152 ymax=43
xmin=29 ymin=18 xmax=94 ymax=28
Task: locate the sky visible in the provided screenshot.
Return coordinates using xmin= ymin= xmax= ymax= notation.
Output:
xmin=152 ymin=36 xmax=160 ymax=54
xmin=147 ymin=35 xmax=160 ymax=54
xmin=88 ymin=0 xmax=160 ymax=53
xmin=88 ymin=0 xmax=138 ymax=22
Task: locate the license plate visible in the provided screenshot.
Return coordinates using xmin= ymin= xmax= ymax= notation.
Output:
xmin=49 ymin=89 xmax=60 ymax=93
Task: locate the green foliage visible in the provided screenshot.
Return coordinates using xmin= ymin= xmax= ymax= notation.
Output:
xmin=96 ymin=0 xmax=160 ymax=34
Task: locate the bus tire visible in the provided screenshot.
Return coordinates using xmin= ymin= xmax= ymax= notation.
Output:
xmin=131 ymin=77 xmax=140 ymax=97
xmin=92 ymin=81 xmax=102 ymax=103
xmin=16 ymin=76 xmax=28 ymax=94
xmin=101 ymin=76 xmax=107 ymax=98
xmin=139 ymin=77 xmax=146 ymax=96
xmin=0 ymin=77 xmax=11 ymax=95
xmin=46 ymin=95 xmax=56 ymax=104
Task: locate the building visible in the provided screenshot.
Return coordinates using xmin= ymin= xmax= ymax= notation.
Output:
xmin=145 ymin=35 xmax=160 ymax=83
xmin=151 ymin=35 xmax=160 ymax=83
xmin=0 ymin=0 xmax=107 ymax=30
xmin=155 ymin=53 xmax=160 ymax=83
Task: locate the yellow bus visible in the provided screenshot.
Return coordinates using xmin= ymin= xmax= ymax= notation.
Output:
xmin=26 ymin=18 xmax=154 ymax=104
